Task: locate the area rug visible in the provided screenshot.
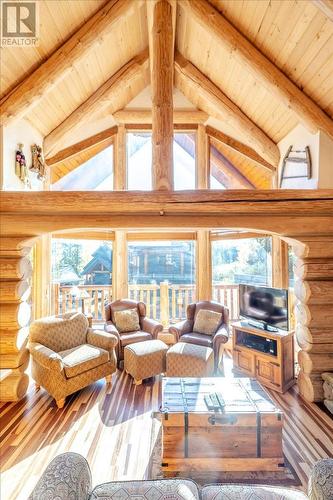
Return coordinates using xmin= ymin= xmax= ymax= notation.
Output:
xmin=146 ymin=416 xmax=302 ymax=488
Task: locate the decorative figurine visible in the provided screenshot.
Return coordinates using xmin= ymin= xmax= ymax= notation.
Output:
xmin=30 ymin=144 xmax=46 ymax=180
xmin=15 ymin=144 xmax=30 ymax=186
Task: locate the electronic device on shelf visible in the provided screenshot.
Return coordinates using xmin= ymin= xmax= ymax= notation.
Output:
xmin=239 ymin=332 xmax=277 ymax=356
xmin=239 ymin=284 xmax=289 ymax=331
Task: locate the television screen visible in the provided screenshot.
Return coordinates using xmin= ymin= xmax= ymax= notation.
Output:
xmin=239 ymin=284 xmax=289 ymax=331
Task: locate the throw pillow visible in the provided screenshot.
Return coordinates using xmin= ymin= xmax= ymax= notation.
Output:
xmin=114 ymin=309 xmax=140 ymax=333
xmin=193 ymin=309 xmax=222 ymax=336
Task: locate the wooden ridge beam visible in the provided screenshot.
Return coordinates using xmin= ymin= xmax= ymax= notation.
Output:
xmin=113 ymin=109 xmax=208 ymax=124
xmin=46 ymin=126 xmax=118 ymax=165
xmin=0 ymin=0 xmax=134 ymax=126
xmin=148 ymin=0 xmax=175 ymax=190
xmin=184 ymin=0 xmax=333 ymax=139
xmin=44 ymin=49 xmax=149 ymax=156
xmin=206 ymin=126 xmax=275 ymax=173
xmin=174 ymin=51 xmax=280 ymax=167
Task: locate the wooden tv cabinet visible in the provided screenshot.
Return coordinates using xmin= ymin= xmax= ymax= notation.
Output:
xmin=232 ymin=321 xmax=295 ymax=393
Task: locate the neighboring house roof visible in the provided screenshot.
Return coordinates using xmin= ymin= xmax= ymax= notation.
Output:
xmin=81 ymin=245 xmax=112 ymax=275
xmin=55 ymin=269 xmax=81 ymax=284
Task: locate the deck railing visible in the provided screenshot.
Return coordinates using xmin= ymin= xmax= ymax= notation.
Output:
xmin=52 ymin=284 xmax=112 ymax=321
xmin=53 ymin=282 xmax=240 ymax=324
xmin=212 ymin=283 xmax=239 ymax=322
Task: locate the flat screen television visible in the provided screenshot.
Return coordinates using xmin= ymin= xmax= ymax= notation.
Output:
xmin=239 ymin=284 xmax=289 ymax=331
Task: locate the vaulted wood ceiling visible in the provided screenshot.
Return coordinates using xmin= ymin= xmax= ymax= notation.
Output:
xmin=1 ymin=0 xmax=332 ymax=188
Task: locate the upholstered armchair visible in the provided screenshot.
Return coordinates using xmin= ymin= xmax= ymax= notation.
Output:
xmin=29 ymin=312 xmax=118 ymax=408
xmin=169 ymin=301 xmax=229 ymax=372
xmin=104 ymin=299 xmax=163 ymax=363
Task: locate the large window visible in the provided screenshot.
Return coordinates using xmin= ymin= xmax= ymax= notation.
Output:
xmin=52 ymin=145 xmax=113 ymax=190
xmin=288 ymin=247 xmax=297 ymax=289
xmin=173 ymin=132 xmax=196 ymax=190
xmin=126 ymin=131 xmax=196 ymax=190
xmin=212 ymin=237 xmax=272 ymax=286
xmin=128 ymin=240 xmax=196 ymax=323
xmin=212 ymin=236 xmax=272 ymax=320
xmin=51 ymin=238 xmax=112 ymax=321
xmin=209 ymin=142 xmax=227 ymax=189
xmin=127 ymin=132 xmax=152 ymax=190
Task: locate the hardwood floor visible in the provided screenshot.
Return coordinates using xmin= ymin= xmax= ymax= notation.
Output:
xmin=0 ymin=356 xmax=332 ymax=500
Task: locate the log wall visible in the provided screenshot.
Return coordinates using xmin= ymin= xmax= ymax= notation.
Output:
xmin=0 ymin=238 xmax=32 ymax=401
xmin=293 ymin=236 xmax=333 ymax=402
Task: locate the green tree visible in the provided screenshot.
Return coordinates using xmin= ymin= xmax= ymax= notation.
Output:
xmin=60 ymin=242 xmax=83 ymax=276
xmin=238 ymin=237 xmax=271 ymax=277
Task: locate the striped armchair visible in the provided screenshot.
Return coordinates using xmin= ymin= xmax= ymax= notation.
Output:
xmin=29 ymin=312 xmax=118 ymax=408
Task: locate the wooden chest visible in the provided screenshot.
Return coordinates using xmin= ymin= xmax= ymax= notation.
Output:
xmin=160 ymin=377 xmax=284 ymax=472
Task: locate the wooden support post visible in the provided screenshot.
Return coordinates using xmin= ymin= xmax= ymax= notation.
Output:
xmin=149 ymin=0 xmax=174 ymax=190
xmin=196 ymin=230 xmax=212 ymax=301
xmin=293 ymin=237 xmax=333 ymax=402
xmin=196 ymin=124 xmax=209 ymax=189
xmin=272 ymin=237 xmax=289 ymax=289
xmin=112 ymin=231 xmax=128 ymax=300
xmin=113 ymin=125 xmax=127 ymax=190
xmin=0 ymin=238 xmax=33 ymax=401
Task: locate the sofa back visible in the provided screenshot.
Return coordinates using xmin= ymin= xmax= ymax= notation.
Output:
xmin=91 ymin=479 xmax=200 ymax=499
xmin=29 ymin=312 xmax=88 ymax=352
xmin=30 ymin=452 xmax=333 ymax=500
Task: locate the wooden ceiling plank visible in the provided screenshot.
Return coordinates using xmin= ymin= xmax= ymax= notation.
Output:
xmin=206 ymin=125 xmax=275 ymax=173
xmin=148 ymin=0 xmax=176 ymax=190
xmin=0 ymin=0 xmax=135 ymax=126
xmin=46 ymin=126 xmax=118 ymax=165
xmin=184 ymin=0 xmax=333 ymax=139
xmin=312 ymin=0 xmax=333 ymax=22
xmin=43 ymin=49 xmax=149 ymax=157
xmin=113 ymin=109 xmax=208 ymax=124
xmin=174 ymin=51 xmax=280 ymax=167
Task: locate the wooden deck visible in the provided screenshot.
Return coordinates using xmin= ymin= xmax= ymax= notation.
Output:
xmin=1 ymin=356 xmax=332 ymax=500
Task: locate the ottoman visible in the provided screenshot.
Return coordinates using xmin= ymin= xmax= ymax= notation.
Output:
xmin=166 ymin=342 xmax=214 ymax=377
xmin=124 ymin=339 xmax=168 ymax=385
xmin=157 ymin=331 xmax=176 ymax=346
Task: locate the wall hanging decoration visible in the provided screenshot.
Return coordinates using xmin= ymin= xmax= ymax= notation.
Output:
xmin=279 ymin=145 xmax=312 ymax=187
xmin=30 ymin=144 xmax=46 ymax=180
xmin=15 ymin=144 xmax=30 ymax=186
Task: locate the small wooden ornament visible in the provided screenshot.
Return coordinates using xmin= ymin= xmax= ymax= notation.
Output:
xmin=30 ymin=144 xmax=46 ymax=180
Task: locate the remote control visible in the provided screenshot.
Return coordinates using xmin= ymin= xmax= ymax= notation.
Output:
xmin=209 ymin=393 xmax=221 ymax=411
xmin=204 ymin=395 xmax=215 ymax=411
xmin=216 ymin=392 xmax=225 ymax=409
